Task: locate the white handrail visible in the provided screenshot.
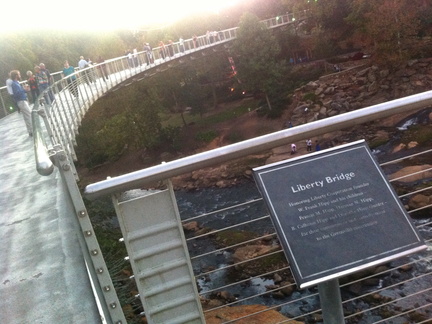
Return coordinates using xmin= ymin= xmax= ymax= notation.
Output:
xmin=84 ymin=91 xmax=432 ymax=199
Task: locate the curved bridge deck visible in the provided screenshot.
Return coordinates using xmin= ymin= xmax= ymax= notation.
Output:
xmin=0 ymin=113 xmax=100 ymax=323
xmin=0 ymin=14 xmax=302 ymax=323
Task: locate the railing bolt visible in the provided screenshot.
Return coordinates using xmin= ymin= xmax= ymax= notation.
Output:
xmin=97 ymin=267 xmax=104 ymax=274
xmin=78 ymin=210 xmax=86 ymax=218
xmin=84 ymin=230 xmax=92 ymax=236
xmin=62 ymin=164 xmax=70 ymax=171
xmin=91 ymin=249 xmax=98 ymax=256
xmin=115 ymin=321 xmax=122 ymax=324
xmin=104 ymin=285 xmax=111 ymax=292
xmin=110 ymin=302 xmax=117 ymax=309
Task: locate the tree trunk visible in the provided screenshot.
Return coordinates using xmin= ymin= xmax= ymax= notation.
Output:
xmin=180 ymin=111 xmax=187 ymax=126
xmin=265 ymin=92 xmax=272 ymax=111
xmin=172 ymin=91 xmax=187 ymax=127
xmin=211 ymin=83 xmax=218 ymax=109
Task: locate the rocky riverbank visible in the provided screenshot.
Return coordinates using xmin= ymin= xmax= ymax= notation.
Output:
xmin=172 ymin=58 xmax=432 ymax=191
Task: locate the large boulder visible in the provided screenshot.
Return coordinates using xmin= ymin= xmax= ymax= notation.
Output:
xmin=389 ymin=165 xmax=432 ymax=182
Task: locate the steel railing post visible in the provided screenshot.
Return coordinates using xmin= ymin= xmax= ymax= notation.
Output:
xmin=52 ymin=146 xmax=127 ymax=324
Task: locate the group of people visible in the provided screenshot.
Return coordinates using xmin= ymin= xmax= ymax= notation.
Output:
xmin=7 ymin=63 xmax=54 ymax=106
xmin=6 ymin=63 xmax=55 ymax=137
xmin=7 ymin=55 xmax=112 ymax=137
xmin=206 ymin=30 xmax=223 ymax=45
xmin=290 ymin=139 xmax=321 ymax=155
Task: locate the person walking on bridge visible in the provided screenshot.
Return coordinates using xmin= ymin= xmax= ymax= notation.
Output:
xmin=6 ymin=73 xmax=20 ymax=113
xmin=26 ymin=70 xmax=39 ymax=104
xmin=10 ymin=70 xmax=33 ymax=137
xmin=62 ymin=61 xmax=79 ymax=98
xmin=39 ymin=63 xmax=55 ymax=103
xmin=34 ymin=65 xmax=51 ymax=105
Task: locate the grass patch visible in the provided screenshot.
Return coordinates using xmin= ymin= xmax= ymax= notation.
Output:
xmin=199 ymin=105 xmax=255 ymax=126
xmin=227 ymin=132 xmax=244 ymax=143
xmin=160 ymin=111 xmax=200 ymax=128
xmin=195 ymin=130 xmax=218 ymax=142
xmin=161 ymin=105 xmax=256 ymax=129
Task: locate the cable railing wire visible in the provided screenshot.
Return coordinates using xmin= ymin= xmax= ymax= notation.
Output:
xmin=187 ymin=156 xmax=432 ymax=323
xmin=189 ymin=232 xmax=277 ymax=260
xmin=199 ymin=266 xmax=290 ymax=297
xmin=389 ymin=166 xmax=432 ymax=182
xmin=196 ymin=249 xmax=286 ymax=280
xmin=380 ymin=148 xmax=432 ymax=166
xmin=373 ymin=298 xmax=432 ymax=324
xmin=344 ymin=280 xmax=432 ymax=321
xmin=186 ymin=214 xmax=271 ymax=242
xmin=182 ymin=198 xmax=264 ymax=223
xmin=399 ymin=185 xmax=432 ymax=199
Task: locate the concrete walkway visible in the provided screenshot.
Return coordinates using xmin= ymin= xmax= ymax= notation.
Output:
xmin=0 ymin=112 xmax=100 ymax=323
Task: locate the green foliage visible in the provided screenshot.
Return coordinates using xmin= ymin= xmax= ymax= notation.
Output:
xmin=232 ymin=12 xmax=285 ymax=109
xmin=129 ymin=88 xmax=163 ymax=149
xmin=401 ymin=125 xmax=432 ymax=146
xmin=227 ymin=132 xmax=244 ymax=144
xmin=347 ymin=0 xmax=422 ymax=66
xmin=302 ymin=92 xmax=318 ymax=102
xmin=256 ymin=100 xmax=287 ymax=119
xmin=75 ymin=119 xmax=109 ymax=168
xmin=0 ymin=30 xmax=136 ymax=80
xmin=100 ymin=113 xmax=131 ymax=156
xmin=75 ymin=85 xmax=165 ymax=168
xmin=201 ymin=105 xmax=253 ymax=125
xmin=160 ymin=125 xmax=182 ymax=150
xmin=195 ymin=130 xmax=218 ymax=143
xmin=312 ymin=33 xmax=339 ymax=59
xmin=75 ymin=113 xmax=130 ymax=168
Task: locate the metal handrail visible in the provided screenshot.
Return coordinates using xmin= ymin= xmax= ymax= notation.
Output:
xmin=32 ymin=108 xmax=54 ymax=176
xmin=0 ymin=11 xmax=307 ymax=118
xmin=84 ymin=91 xmax=432 ymax=199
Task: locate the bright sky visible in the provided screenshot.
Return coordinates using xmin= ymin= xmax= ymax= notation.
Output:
xmin=1 ymin=0 xmax=241 ymax=33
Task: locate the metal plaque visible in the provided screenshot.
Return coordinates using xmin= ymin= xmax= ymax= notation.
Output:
xmin=253 ymin=140 xmax=426 ymax=288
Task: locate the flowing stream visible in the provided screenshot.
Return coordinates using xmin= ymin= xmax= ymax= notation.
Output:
xmin=173 ymin=108 xmax=432 ymax=322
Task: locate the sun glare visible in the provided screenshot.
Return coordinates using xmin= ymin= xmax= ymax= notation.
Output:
xmin=2 ymin=0 xmax=241 ymax=33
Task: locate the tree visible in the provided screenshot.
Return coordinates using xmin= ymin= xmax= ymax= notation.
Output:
xmin=232 ymin=12 xmax=285 ymax=111
xmin=126 ymin=86 xmax=163 ymax=149
xmin=347 ymin=0 xmax=421 ymax=64
xmin=151 ymin=62 xmax=206 ymax=125
xmin=195 ymin=50 xmax=232 ymax=109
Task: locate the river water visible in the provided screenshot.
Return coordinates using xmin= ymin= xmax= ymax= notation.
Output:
xmin=174 ymin=180 xmax=432 ymax=323
xmin=111 ymin=110 xmax=432 ymax=323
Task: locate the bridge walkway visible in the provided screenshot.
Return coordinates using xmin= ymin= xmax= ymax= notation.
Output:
xmin=0 ymin=12 xmax=309 ymax=323
xmin=0 ymin=113 xmax=101 ymax=323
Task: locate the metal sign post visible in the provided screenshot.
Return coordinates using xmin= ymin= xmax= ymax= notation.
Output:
xmin=318 ymin=279 xmax=345 ymax=324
